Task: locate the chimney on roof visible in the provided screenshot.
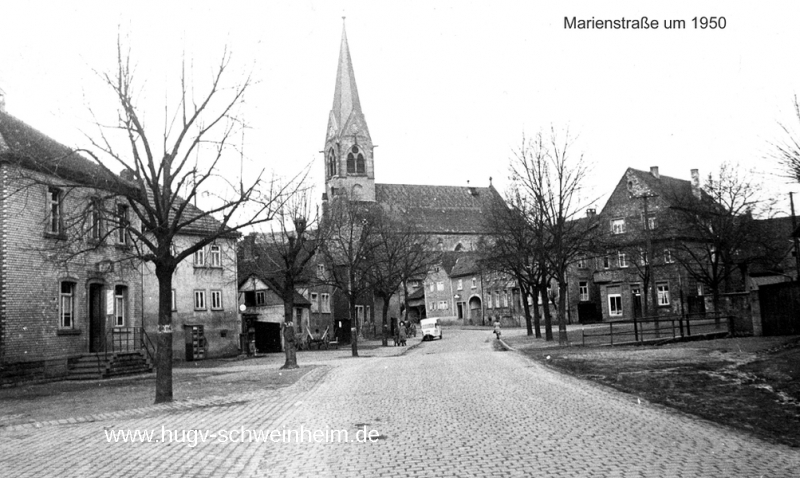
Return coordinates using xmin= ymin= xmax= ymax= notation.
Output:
xmin=467 ymin=179 xmax=477 ymax=196
xmin=586 ymin=208 xmax=596 ymax=218
xmin=650 ymin=166 xmax=659 ymax=179
xmin=120 ymin=169 xmax=135 ymax=181
xmin=690 ymin=169 xmax=701 ymax=199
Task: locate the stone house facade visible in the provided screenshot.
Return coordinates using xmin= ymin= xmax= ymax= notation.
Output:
xmin=238 ymin=274 xmax=311 ymax=353
xmin=141 ymin=231 xmax=240 ymax=361
xmin=0 ymin=109 xmax=142 ymax=380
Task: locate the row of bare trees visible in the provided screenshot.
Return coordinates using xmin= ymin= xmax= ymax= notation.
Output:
xmin=483 ymin=126 xmax=788 ymax=344
xmin=241 ymin=194 xmax=438 ymax=365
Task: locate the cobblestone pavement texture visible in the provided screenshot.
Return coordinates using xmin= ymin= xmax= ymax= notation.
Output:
xmin=1 ymin=329 xmax=798 ymax=477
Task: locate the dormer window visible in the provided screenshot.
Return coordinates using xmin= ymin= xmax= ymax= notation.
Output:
xmin=611 ymin=218 xmax=626 ymax=235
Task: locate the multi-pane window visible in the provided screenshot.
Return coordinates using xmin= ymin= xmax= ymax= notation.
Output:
xmin=211 ymin=290 xmax=223 ymax=310
xmin=60 ymin=281 xmax=75 ymax=328
xmin=114 ymin=285 xmax=127 ymax=326
xmin=647 ymin=216 xmax=657 ymax=230
xmin=494 ymin=291 xmax=500 ymax=308
xmin=603 ymin=255 xmax=610 ymax=269
xmin=579 ymin=281 xmax=589 ymax=301
xmin=486 ymin=294 xmax=493 ymax=309
xmin=429 ymin=302 xmax=437 ymax=310
xmin=502 ymin=291 xmax=509 ymax=308
xmin=611 ymin=218 xmax=626 ymax=234
xmin=436 ymin=281 xmax=444 ymax=291
xmin=429 ymin=282 xmax=434 ymax=292
xmin=608 ymin=293 xmax=623 ymax=316
xmin=618 ymin=251 xmax=628 ymax=268
xmin=255 ymin=291 xmax=267 ymax=306
xmin=326 ymin=149 xmax=336 ymax=178
xmin=577 ymin=256 xmax=587 ymax=268
xmin=310 ymin=293 xmax=319 ymax=313
xmin=457 ymin=279 xmax=463 ymax=290
xmin=209 ymin=245 xmax=221 ymax=267
xmin=194 ymin=290 xmax=207 ymax=310
xmin=317 ymin=264 xmax=325 ymax=278
xmin=320 ymin=293 xmax=331 ymax=313
xmin=438 ymin=301 xmax=448 ymax=310
xmin=471 ymin=277 xmax=477 ymax=288
xmin=194 ymin=248 xmax=205 ymax=266
xmin=116 ymin=204 xmax=129 ymax=244
xmin=657 ymin=283 xmax=670 ymax=306
xmin=48 ymin=187 xmax=62 ymax=234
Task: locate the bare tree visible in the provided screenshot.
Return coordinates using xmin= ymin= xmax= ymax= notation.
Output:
xmin=367 ymin=205 xmax=438 ymax=340
xmin=668 ymin=163 xmax=776 ymax=320
xmin=774 ymin=94 xmax=800 ymax=182
xmin=240 ymin=188 xmax=320 ymax=369
xmin=318 ymin=195 xmax=379 ymax=357
xmin=510 ymin=128 xmax=595 ymax=344
xmin=26 ymin=39 xmax=301 ymax=403
xmin=479 ymin=190 xmax=544 ymax=337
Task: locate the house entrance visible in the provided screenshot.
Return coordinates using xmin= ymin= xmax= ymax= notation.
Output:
xmin=456 ymin=302 xmax=464 ymax=319
xmin=89 ymin=284 xmax=104 ymax=353
xmin=631 ymin=286 xmax=643 ymax=318
xmin=468 ymin=296 xmax=482 ymax=324
xmin=253 ymin=322 xmax=282 ymax=353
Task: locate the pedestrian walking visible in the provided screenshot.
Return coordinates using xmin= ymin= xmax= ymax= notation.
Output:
xmin=393 ymin=319 xmax=400 ymax=346
xmin=399 ymin=321 xmax=407 ymax=346
xmin=493 ymin=320 xmax=501 ymax=340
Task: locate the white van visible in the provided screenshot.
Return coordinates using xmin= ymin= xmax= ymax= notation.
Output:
xmin=419 ymin=318 xmax=442 ymax=341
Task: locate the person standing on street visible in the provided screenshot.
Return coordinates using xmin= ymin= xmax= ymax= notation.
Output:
xmin=493 ymin=320 xmax=501 ymax=340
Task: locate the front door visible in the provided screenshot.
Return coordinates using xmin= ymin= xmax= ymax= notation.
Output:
xmin=456 ymin=303 xmax=464 ymax=319
xmin=89 ymin=284 xmax=104 ymax=352
xmin=631 ymin=287 xmax=643 ymax=318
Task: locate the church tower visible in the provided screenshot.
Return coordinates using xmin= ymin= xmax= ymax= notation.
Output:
xmin=323 ymin=22 xmax=375 ymax=202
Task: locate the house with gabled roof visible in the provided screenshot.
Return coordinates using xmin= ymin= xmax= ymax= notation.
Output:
xmin=0 ymin=107 xmax=146 ymax=382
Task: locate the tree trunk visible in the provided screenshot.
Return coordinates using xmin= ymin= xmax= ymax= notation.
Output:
xmin=154 ymin=265 xmax=175 ymax=404
xmin=519 ymin=280 xmax=533 ymax=336
xmin=381 ymin=293 xmax=391 ymax=346
xmin=281 ymin=281 xmax=298 ymax=370
xmin=350 ymin=294 xmax=359 ymax=357
xmin=557 ymin=282 xmax=568 ymax=345
xmin=531 ymin=292 xmax=542 ymax=339
xmin=539 ymin=282 xmax=553 ymax=341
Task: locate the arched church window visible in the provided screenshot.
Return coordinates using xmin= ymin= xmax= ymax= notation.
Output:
xmin=327 ymin=149 xmax=336 ymax=178
xmin=356 ymin=153 xmax=365 ymax=174
xmin=347 ymin=152 xmax=355 ymax=174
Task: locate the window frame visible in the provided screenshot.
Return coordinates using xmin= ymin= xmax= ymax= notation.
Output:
xmin=114 ymin=285 xmax=127 ymax=327
xmin=471 ymin=277 xmax=477 ymax=289
xmin=657 ymin=282 xmax=670 ymax=306
xmin=457 ymin=279 xmax=463 ymax=291
xmin=59 ymin=281 xmax=75 ymax=328
xmin=194 ymin=248 xmax=206 ymax=267
xmin=255 ymin=290 xmax=267 ymax=306
xmin=579 ymin=281 xmax=589 ymax=301
xmin=47 ymin=187 xmax=63 ymax=236
xmin=194 ymin=290 xmax=207 ymax=310
xmin=608 ymin=293 xmax=623 ymax=317
xmin=664 ymin=249 xmax=674 ymax=264
xmin=618 ymin=251 xmax=628 ymax=268
xmin=116 ymin=203 xmax=130 ymax=245
xmin=436 ymin=281 xmax=444 ymax=292
xmin=611 ymin=218 xmax=626 ymax=235
xmin=209 ymin=245 xmax=222 ymax=268
xmin=210 ymin=290 xmax=223 ymax=310
xmin=320 ymin=293 xmax=331 ymax=313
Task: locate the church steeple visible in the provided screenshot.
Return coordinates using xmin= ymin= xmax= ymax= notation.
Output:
xmin=324 ymin=20 xmax=375 ymax=202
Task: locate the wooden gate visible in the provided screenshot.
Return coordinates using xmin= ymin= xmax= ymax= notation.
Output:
xmin=758 ymin=282 xmax=800 ymax=336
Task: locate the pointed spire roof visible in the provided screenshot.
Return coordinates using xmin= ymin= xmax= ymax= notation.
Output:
xmin=328 ymin=20 xmax=369 ymax=140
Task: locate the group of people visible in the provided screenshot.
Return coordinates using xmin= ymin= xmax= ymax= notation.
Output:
xmin=393 ymin=320 xmax=416 ymax=346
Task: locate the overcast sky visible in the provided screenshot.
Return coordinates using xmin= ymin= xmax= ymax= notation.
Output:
xmin=1 ymin=1 xmax=800 ymax=214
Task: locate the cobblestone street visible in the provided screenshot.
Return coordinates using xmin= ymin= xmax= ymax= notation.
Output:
xmin=2 ymin=329 xmax=799 ymax=477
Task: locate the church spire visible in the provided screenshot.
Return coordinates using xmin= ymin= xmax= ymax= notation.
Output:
xmin=329 ymin=20 xmax=369 ymax=140
xmin=323 ymin=20 xmax=375 ymax=202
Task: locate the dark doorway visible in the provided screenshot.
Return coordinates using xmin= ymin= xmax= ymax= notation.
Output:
xmin=687 ymin=296 xmax=706 ymax=318
xmin=577 ymin=303 xmax=602 ymax=324
xmin=759 ymin=282 xmax=800 ymax=335
xmin=253 ymin=322 xmax=282 ymax=353
xmin=337 ymin=319 xmax=352 ymax=344
xmin=456 ymin=302 xmax=464 ymax=320
xmin=631 ymin=287 xmax=643 ymax=318
xmin=89 ymin=284 xmax=104 ymax=353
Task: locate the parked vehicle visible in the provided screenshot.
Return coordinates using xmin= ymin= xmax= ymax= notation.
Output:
xmin=420 ymin=318 xmax=442 ymax=341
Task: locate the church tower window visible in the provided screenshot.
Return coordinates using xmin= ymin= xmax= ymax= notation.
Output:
xmin=347 ymin=152 xmax=356 ymax=174
xmin=347 ymin=145 xmax=366 ymax=175
xmin=327 ymin=149 xmax=336 ymax=178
